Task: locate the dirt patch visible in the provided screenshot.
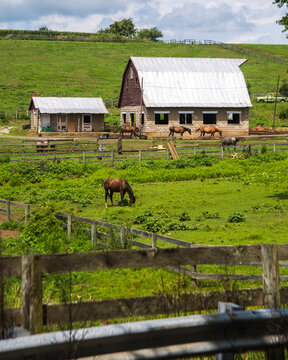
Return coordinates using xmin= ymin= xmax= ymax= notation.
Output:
xmin=0 ymin=212 xmax=19 ymax=238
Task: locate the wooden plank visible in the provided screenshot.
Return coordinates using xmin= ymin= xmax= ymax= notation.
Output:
xmin=1 ymin=256 xmax=22 ymax=277
xmin=39 ymin=246 xmax=264 ymax=274
xmin=45 ymin=288 xmax=264 ymax=324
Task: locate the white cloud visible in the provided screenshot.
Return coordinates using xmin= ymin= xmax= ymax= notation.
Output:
xmin=0 ymin=0 xmax=287 ymax=44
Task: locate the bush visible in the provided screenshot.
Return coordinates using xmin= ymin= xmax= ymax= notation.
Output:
xmin=227 ymin=211 xmax=245 ymax=223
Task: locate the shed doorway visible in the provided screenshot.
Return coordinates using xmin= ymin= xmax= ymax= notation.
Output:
xmin=57 ymin=115 xmax=67 ymax=132
xmin=82 ymin=115 xmax=92 ymax=132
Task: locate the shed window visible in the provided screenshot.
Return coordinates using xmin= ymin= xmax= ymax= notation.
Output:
xmin=155 ymin=112 xmax=169 ymax=125
xmin=141 ymin=112 xmax=145 ymax=125
xmin=122 ymin=113 xmax=126 ymax=124
xmin=203 ymin=112 xmax=217 ymax=124
xmin=227 ymin=112 xmax=241 ymax=124
xmin=179 ymin=112 xmax=193 ymax=125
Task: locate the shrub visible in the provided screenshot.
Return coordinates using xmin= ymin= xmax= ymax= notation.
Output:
xmin=179 ymin=211 xmax=191 ymax=222
xmin=227 ymin=211 xmax=245 ymax=223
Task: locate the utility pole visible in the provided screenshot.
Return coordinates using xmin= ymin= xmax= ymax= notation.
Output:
xmin=273 ymin=75 xmax=280 ymax=131
xmin=139 ymin=78 xmax=143 ymax=134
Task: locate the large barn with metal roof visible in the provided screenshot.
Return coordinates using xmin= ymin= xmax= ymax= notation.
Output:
xmin=118 ymin=57 xmax=252 ymax=137
xmin=29 ymin=97 xmax=108 ymax=133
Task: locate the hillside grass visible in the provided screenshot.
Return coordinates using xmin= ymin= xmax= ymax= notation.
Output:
xmin=1 ymin=40 xmax=288 ymax=128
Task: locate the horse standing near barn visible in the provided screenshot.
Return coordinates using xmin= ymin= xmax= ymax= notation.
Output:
xmin=104 ymin=177 xmax=136 ymax=208
xmin=196 ymin=126 xmax=222 ymax=138
xmin=168 ymin=126 xmax=191 ymax=138
xmin=118 ymin=125 xmax=140 ymax=138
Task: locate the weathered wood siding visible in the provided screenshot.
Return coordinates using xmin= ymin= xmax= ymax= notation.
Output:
xmin=119 ymin=60 xmax=142 ymax=108
xmin=120 ymin=105 xmax=249 ymax=137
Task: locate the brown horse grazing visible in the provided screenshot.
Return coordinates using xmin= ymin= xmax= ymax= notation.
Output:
xmin=169 ymin=126 xmax=192 ymax=138
xmin=104 ymin=177 xmax=136 ymax=208
xmin=196 ymin=126 xmax=222 ymax=138
xmin=118 ymin=125 xmax=140 ymax=138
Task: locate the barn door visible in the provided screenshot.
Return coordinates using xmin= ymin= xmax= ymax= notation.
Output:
xmin=82 ymin=115 xmax=92 ymax=132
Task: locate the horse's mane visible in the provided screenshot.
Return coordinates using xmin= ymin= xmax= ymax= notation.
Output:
xmin=125 ymin=180 xmax=135 ymax=200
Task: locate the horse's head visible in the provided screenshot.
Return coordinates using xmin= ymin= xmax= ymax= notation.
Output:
xmin=130 ymin=195 xmax=136 ymax=205
xmin=235 ymin=137 xmax=241 ymax=143
xmin=195 ymin=128 xmax=200 ymax=132
xmin=188 ymin=128 xmax=192 ymax=135
xmin=135 ymin=127 xmax=140 ymax=133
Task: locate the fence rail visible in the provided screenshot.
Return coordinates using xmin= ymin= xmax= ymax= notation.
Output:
xmin=1 ymin=142 xmax=288 ymax=164
xmin=1 ymin=307 xmax=288 ymax=360
xmin=1 ymin=244 xmax=288 ymax=337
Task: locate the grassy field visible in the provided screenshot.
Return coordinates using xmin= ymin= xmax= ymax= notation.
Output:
xmin=1 ymin=40 xmax=288 ymax=128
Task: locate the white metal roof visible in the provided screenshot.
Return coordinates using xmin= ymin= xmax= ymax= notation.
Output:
xmin=30 ymin=97 xmax=108 ymax=114
xmin=130 ymin=57 xmax=252 ymax=108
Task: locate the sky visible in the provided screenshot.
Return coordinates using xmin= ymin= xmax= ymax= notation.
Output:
xmin=0 ymin=0 xmax=287 ymax=44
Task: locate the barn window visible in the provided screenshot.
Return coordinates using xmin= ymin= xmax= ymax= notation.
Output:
xmin=179 ymin=111 xmax=193 ymax=125
xmin=130 ymin=113 xmax=135 ymax=125
xmin=203 ymin=112 xmax=217 ymax=124
xmin=141 ymin=112 xmax=145 ymax=125
xmin=122 ymin=113 xmax=126 ymax=124
xmin=227 ymin=112 xmax=241 ymax=124
xmin=154 ymin=111 xmax=169 ymax=125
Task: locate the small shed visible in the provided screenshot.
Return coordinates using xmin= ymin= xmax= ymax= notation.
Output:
xmin=29 ymin=97 xmax=108 ymax=133
xmin=118 ymin=57 xmax=252 ymax=137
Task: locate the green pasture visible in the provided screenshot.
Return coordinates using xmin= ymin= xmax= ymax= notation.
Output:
xmin=1 ymin=152 xmax=288 ymax=342
xmin=1 ymin=40 xmax=288 ymax=128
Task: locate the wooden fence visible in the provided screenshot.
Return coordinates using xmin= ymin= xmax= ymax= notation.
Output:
xmin=1 ymin=244 xmax=288 ymax=336
xmin=57 ymin=212 xmax=288 ymax=283
xmin=1 ymin=142 xmax=288 ymax=164
xmin=0 ymin=199 xmax=30 ymax=224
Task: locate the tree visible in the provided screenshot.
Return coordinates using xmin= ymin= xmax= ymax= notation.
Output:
xmin=273 ymin=0 xmax=288 ymax=34
xmin=279 ymin=80 xmax=288 ymax=96
xmin=137 ymin=27 xmax=163 ymax=41
xmin=109 ymin=18 xmax=136 ymax=38
xmin=38 ymin=26 xmax=49 ymax=31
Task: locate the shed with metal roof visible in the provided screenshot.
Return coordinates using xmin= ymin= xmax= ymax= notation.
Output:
xmin=29 ymin=97 xmax=108 ymax=133
xmin=118 ymin=57 xmax=252 ymax=137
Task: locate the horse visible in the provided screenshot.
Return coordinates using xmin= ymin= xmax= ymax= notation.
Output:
xmin=168 ymin=126 xmax=192 ymax=138
xmin=104 ymin=177 xmax=136 ymax=208
xmin=221 ymin=136 xmax=241 ymax=151
xmin=118 ymin=125 xmax=140 ymax=139
xmin=36 ymin=140 xmax=55 ymax=153
xmin=196 ymin=126 xmax=222 ymax=138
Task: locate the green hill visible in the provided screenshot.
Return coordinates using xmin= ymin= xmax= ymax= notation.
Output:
xmin=1 ymin=39 xmax=288 ymax=127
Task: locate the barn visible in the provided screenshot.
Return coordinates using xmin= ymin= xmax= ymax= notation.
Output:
xmin=29 ymin=96 xmax=108 ymax=133
xmin=118 ymin=57 xmax=252 ymax=137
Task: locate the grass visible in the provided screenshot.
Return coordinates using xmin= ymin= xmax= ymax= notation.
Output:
xmin=1 ymin=40 xmax=288 ymax=128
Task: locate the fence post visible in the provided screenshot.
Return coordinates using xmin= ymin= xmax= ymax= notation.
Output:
xmin=24 ymin=204 xmax=30 ymax=226
xmin=120 ymin=226 xmax=125 ymax=247
xmin=221 ymin=146 xmax=224 ymax=159
xmin=91 ymin=220 xmax=97 ymax=247
xmin=6 ymin=201 xmax=10 ymax=222
xmin=53 ymin=153 xmax=56 ymax=164
xmin=273 ymin=144 xmax=276 ymax=153
xmin=166 ymin=148 xmax=170 ymax=160
xmin=22 ymin=254 xmax=43 ymax=334
xmin=83 ymin=152 xmax=86 ymax=163
xmin=139 ymin=150 xmax=142 ymax=161
xmin=111 ymin=150 xmax=114 ymax=165
xmin=67 ymin=214 xmax=72 ymax=240
xmin=194 ymin=147 xmax=197 ymax=156
xmin=261 ymin=244 xmax=284 ymax=360
xmin=152 ymin=233 xmax=157 ymax=249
